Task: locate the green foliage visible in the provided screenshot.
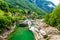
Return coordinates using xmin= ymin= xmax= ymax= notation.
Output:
xmin=0 ymin=10 xmax=20 ymax=32
xmin=44 ymin=14 xmax=50 ymax=24
xmin=0 ymin=0 xmax=42 ymax=33
xmin=30 ymin=12 xmax=41 ymax=19
xmin=44 ymin=4 xmax=60 ymax=30
xmin=0 ymin=0 xmax=9 ymax=12
xmin=56 ymin=25 xmax=60 ymax=31
xmin=0 ymin=10 xmax=4 ymax=15
xmin=4 ymin=0 xmax=47 ymax=15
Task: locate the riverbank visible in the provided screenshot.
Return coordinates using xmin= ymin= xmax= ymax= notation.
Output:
xmin=0 ymin=23 xmax=16 ymax=40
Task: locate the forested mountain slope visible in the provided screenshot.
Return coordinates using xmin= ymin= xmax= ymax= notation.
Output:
xmin=0 ymin=0 xmax=43 ymax=33
xmin=44 ymin=4 xmax=60 ymax=30
xmin=4 ymin=0 xmax=47 ymax=15
xmin=30 ymin=0 xmax=56 ymax=13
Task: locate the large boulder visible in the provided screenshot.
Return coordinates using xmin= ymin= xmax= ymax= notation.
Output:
xmin=19 ymin=23 xmax=28 ymax=27
xmin=17 ymin=20 xmax=28 ymax=27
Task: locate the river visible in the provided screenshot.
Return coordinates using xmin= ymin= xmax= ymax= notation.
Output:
xmin=8 ymin=25 xmax=35 ymax=40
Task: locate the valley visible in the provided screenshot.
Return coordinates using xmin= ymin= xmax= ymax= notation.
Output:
xmin=0 ymin=0 xmax=60 ymax=40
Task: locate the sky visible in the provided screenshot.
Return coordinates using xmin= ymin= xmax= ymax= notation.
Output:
xmin=48 ymin=0 xmax=60 ymax=5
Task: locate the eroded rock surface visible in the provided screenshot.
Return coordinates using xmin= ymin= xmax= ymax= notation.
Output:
xmin=26 ymin=19 xmax=60 ymax=40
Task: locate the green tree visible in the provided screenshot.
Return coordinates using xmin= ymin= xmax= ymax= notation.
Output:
xmin=0 ymin=0 xmax=9 ymax=12
xmin=44 ymin=4 xmax=60 ymax=30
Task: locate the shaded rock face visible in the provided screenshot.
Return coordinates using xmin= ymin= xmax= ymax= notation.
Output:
xmin=17 ymin=20 xmax=28 ymax=27
xmin=19 ymin=24 xmax=28 ymax=27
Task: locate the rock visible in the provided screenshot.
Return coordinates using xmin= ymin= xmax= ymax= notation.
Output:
xmin=40 ymin=29 xmax=46 ymax=36
xmin=6 ymin=27 xmax=10 ymax=30
xmin=33 ymin=30 xmax=46 ymax=40
xmin=45 ymin=27 xmax=60 ymax=35
xmin=0 ymin=24 xmax=16 ymax=40
xmin=0 ymin=37 xmax=3 ymax=40
xmin=29 ymin=26 xmax=35 ymax=32
xmin=48 ymin=35 xmax=60 ymax=40
xmin=19 ymin=23 xmax=28 ymax=27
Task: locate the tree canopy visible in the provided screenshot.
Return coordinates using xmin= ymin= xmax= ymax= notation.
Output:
xmin=44 ymin=4 xmax=60 ymax=30
xmin=0 ymin=0 xmax=9 ymax=12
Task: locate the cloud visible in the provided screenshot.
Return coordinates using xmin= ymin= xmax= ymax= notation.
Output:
xmin=47 ymin=0 xmax=60 ymax=5
xmin=48 ymin=4 xmax=55 ymax=7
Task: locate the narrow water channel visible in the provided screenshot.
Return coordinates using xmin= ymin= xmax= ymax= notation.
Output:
xmin=8 ymin=25 xmax=35 ymax=40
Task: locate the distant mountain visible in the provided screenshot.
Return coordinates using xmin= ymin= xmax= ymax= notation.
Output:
xmin=4 ymin=0 xmax=47 ymax=16
xmin=29 ymin=0 xmax=56 ymax=12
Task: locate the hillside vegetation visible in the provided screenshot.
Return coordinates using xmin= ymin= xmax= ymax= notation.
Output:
xmin=0 ymin=0 xmax=42 ymax=33
xmin=44 ymin=4 xmax=60 ymax=30
xmin=4 ymin=0 xmax=47 ymax=15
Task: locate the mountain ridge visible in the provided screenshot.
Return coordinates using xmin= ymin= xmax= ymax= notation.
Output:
xmin=29 ymin=0 xmax=56 ymax=12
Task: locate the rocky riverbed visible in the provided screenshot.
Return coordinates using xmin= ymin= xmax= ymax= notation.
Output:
xmin=0 ymin=19 xmax=60 ymax=40
xmin=24 ymin=19 xmax=60 ymax=40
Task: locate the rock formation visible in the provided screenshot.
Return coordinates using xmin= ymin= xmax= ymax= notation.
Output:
xmin=24 ymin=19 xmax=60 ymax=40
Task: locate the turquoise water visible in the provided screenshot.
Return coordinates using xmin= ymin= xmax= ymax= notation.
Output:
xmin=8 ymin=26 xmax=35 ymax=40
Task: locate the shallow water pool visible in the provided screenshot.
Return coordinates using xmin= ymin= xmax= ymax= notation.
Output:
xmin=8 ymin=26 xmax=35 ymax=40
